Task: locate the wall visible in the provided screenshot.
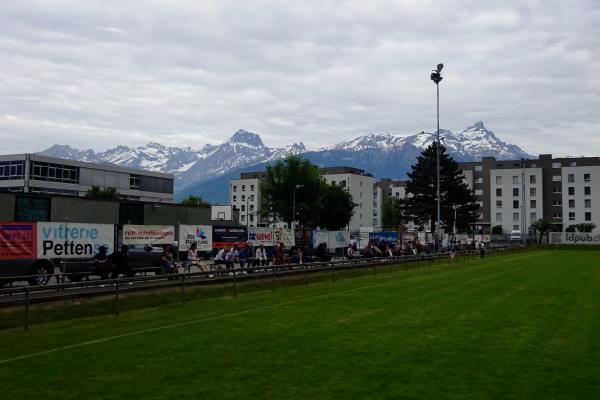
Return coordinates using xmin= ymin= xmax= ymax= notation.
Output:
xmin=51 ymin=197 xmax=119 ymax=223
xmin=0 ymin=194 xmax=15 ymax=221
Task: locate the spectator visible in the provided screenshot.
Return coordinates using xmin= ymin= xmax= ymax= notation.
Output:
xmin=188 ymin=243 xmax=209 ymax=273
xmin=346 ymin=244 xmax=360 ymax=259
xmin=94 ymin=245 xmax=114 ymax=280
xmin=109 ymin=245 xmax=133 ymax=278
xmin=161 ymin=244 xmax=178 ymax=274
xmin=274 ymin=242 xmax=285 ymax=265
xmin=214 ymin=247 xmax=226 ymax=270
xmin=255 ymin=245 xmax=268 ymax=267
xmin=226 ymin=246 xmax=239 ymax=272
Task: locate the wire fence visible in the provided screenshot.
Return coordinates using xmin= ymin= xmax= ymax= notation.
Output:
xmin=0 ymin=244 xmax=527 ymax=330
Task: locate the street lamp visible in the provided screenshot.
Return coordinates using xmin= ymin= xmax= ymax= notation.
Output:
xmin=292 ymin=184 xmax=304 ymax=230
xmin=430 ymin=63 xmax=443 ymax=253
xmin=453 ymin=204 xmax=459 ymax=236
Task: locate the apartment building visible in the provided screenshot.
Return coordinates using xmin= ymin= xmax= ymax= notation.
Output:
xmin=460 ymin=154 xmax=600 ymax=233
xmin=0 ymin=153 xmax=174 ymax=202
xmin=373 ymin=179 xmax=407 ymax=229
xmin=229 ymin=167 xmax=374 ymax=230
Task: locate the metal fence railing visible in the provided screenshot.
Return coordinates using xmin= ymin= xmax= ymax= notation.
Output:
xmin=0 ymin=244 xmax=527 ymax=330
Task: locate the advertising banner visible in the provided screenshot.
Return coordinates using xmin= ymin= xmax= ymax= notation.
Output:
xmin=274 ymin=227 xmax=295 ymax=247
xmin=294 ymin=229 xmax=313 ymax=249
xmin=327 ymin=231 xmax=351 ymax=249
xmin=212 ymin=226 xmax=247 ymax=249
xmin=0 ymin=223 xmax=37 ymax=260
xmin=312 ymin=230 xmax=329 ymax=249
xmin=37 ymin=222 xmax=114 ymax=259
xmin=369 ymin=231 xmax=399 ymax=243
xmin=178 ymin=225 xmax=212 ymax=252
xmin=123 ymin=225 xmax=175 ymax=245
xmin=552 ymin=232 xmax=600 ymax=245
xmin=248 ymin=227 xmax=274 ymax=246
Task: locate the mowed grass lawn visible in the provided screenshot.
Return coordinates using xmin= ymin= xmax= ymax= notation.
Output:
xmin=1 ymin=249 xmax=599 ymax=399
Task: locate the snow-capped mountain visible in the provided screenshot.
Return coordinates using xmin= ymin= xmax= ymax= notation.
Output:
xmin=38 ymin=122 xmax=530 ymax=201
xmin=38 ymin=129 xmax=307 ymax=189
xmin=329 ymin=121 xmax=529 ymax=160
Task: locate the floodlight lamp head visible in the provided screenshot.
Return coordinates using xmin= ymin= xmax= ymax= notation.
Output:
xmin=437 ymin=63 xmax=444 ymax=72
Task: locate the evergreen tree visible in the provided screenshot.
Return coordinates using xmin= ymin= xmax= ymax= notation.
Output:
xmin=402 ymin=143 xmax=479 ymax=233
xmin=382 ymin=197 xmax=405 ymax=229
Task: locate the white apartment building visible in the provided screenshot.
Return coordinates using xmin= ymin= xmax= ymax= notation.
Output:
xmin=229 ymin=177 xmax=261 ymax=227
xmin=490 ymin=168 xmax=543 ymax=234
xmin=561 ymin=166 xmax=599 ymax=229
xmin=321 ymin=167 xmax=374 ymax=231
xmin=228 ymin=167 xmax=375 ymax=230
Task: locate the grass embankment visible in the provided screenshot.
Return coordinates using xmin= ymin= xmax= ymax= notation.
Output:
xmin=0 ymin=249 xmax=598 ymax=399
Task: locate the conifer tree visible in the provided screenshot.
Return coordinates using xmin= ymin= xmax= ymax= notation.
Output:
xmin=402 ymin=144 xmax=479 ymax=233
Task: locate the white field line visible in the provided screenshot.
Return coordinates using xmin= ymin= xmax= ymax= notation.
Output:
xmin=0 ymin=251 xmax=533 ymax=365
xmin=0 ymin=280 xmax=397 ymax=365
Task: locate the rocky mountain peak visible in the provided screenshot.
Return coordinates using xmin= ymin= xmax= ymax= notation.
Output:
xmin=228 ymin=129 xmax=264 ymax=147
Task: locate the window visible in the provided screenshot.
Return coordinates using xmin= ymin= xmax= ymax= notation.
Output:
xmin=331 ymin=180 xmax=336 ymax=185
xmin=585 ymin=212 xmax=592 ymax=221
xmin=496 ymin=200 xmax=502 ymax=208
xmin=530 ymin=175 xmax=536 ymax=184
xmin=250 ymin=205 xmax=254 ymax=211
xmin=241 ymin=195 xmax=245 ymax=202
xmin=530 ymin=187 xmax=536 ymax=197
xmin=530 ymin=200 xmax=536 ymax=208
xmin=360 ymin=181 xmax=363 ymax=187
xmin=241 ymin=205 xmax=245 ymax=211
xmin=233 ymin=185 xmax=237 ymax=192
xmin=496 ymin=188 xmax=502 ymax=197
xmin=0 ymin=160 xmax=25 ymax=180
xmin=250 ymin=215 xmax=254 ymax=222
xmin=568 ymin=187 xmax=575 ymax=196
xmin=513 ymin=200 xmax=519 ymax=209
xmin=242 ymin=185 xmax=245 ymax=191
xmin=129 ymin=174 xmax=140 ymax=190
xmin=531 ymin=163 xmax=537 ymax=168
xmin=553 ymin=186 xmax=562 ymax=194
xmin=553 ymin=200 xmax=562 ymax=206
xmin=30 ymin=161 xmax=79 ymax=184
xmin=475 ymin=165 xmax=482 ymax=172
xmin=475 ymin=189 xmax=483 ymax=196
xmin=475 ymin=178 xmax=483 ymax=184
xmin=585 ymin=199 xmax=591 ymax=208
xmin=569 ymin=199 xmax=575 ymax=208
xmin=250 ymin=184 xmax=255 ymax=191
xmin=569 ymin=212 xmax=576 ymax=221
xmin=241 ymin=215 xmax=245 ymax=221
xmin=232 ymin=195 xmax=237 ymax=202
xmin=513 ymin=176 xmax=519 ymax=184
xmin=530 ymin=212 xmax=537 ymax=221
xmin=496 ymin=213 xmax=503 ymax=222
xmin=360 ymin=192 xmax=363 ymax=198
xmin=585 ymin=186 xmax=591 ymax=195
xmin=513 ymin=212 xmax=519 ymax=222
xmin=513 ymin=225 xmax=520 ymax=231
xmin=513 ymin=188 xmax=519 ymax=197
xmin=570 ymin=161 xmax=577 ymax=167
xmin=495 ymin=176 xmax=502 ymax=185
xmin=395 ymin=192 xmax=400 ymax=198
xmin=568 ymin=174 xmax=575 ymax=183
xmin=584 ymin=173 xmax=591 ymax=182
xmin=340 ymin=180 xmax=347 ymax=187
xmin=552 ymin=175 xmax=562 ymax=182
xmin=553 ymin=212 xmax=562 ymax=219
xmin=552 ymin=162 xmax=561 ymax=168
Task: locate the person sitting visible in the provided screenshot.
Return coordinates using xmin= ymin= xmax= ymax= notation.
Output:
xmin=94 ymin=245 xmax=114 ymax=280
xmin=225 ymin=246 xmax=239 ymax=273
xmin=238 ymin=244 xmax=250 ymax=272
xmin=161 ymin=244 xmax=178 ymax=274
xmin=346 ymin=244 xmax=360 ymax=259
xmin=109 ymin=245 xmax=133 ymax=278
xmin=274 ymin=242 xmax=285 ymax=265
xmin=214 ymin=247 xmax=226 ymax=270
xmin=255 ymin=245 xmax=268 ymax=267
xmin=187 ymin=242 xmax=209 ymax=273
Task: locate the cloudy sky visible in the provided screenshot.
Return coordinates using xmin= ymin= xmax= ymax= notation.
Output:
xmin=1 ymin=0 xmax=599 ymax=156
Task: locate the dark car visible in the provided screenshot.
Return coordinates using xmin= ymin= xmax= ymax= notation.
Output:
xmin=0 ymin=258 xmax=55 ymax=286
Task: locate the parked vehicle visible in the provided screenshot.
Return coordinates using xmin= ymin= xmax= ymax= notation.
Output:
xmin=510 ymin=230 xmax=522 ymax=242
xmin=0 ymin=258 xmax=55 ymax=286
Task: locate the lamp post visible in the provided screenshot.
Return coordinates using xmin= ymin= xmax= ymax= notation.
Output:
xmin=453 ymin=204 xmax=458 ymax=236
xmin=292 ymin=184 xmax=304 ymax=230
xmin=521 ymin=158 xmax=527 ymax=246
xmin=430 ymin=63 xmax=443 ymax=253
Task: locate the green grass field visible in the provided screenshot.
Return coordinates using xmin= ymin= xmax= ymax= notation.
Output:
xmin=1 ymin=249 xmax=599 ymax=399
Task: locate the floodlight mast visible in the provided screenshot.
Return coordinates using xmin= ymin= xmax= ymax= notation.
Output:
xmin=430 ymin=63 xmax=443 ymax=253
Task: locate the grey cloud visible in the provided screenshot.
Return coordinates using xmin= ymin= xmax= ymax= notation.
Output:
xmin=0 ymin=0 xmax=599 ymax=156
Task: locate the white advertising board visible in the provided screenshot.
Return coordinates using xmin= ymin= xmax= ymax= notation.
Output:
xmin=122 ymin=225 xmax=175 ymax=245
xmin=274 ymin=228 xmax=295 ymax=247
xmin=248 ymin=227 xmax=274 ymax=246
xmin=551 ymin=232 xmax=600 ymax=245
xmin=327 ymin=231 xmax=350 ymax=249
xmin=37 ymin=222 xmax=114 ymax=259
xmin=178 ymin=225 xmax=212 ymax=252
xmin=312 ymin=230 xmax=329 ymax=249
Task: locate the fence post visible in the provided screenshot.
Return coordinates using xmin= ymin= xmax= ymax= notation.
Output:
xmin=233 ymin=267 xmax=237 ymax=297
xmin=24 ymin=288 xmax=30 ymax=330
xmin=304 ymin=263 xmax=308 ymax=286
xmin=181 ymin=273 xmax=186 ymax=304
xmin=332 ymin=262 xmax=335 ymax=282
xmin=114 ymin=279 xmax=120 ymax=317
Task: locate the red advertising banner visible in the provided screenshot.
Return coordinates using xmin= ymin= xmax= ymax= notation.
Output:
xmin=0 ymin=223 xmax=37 ymax=260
